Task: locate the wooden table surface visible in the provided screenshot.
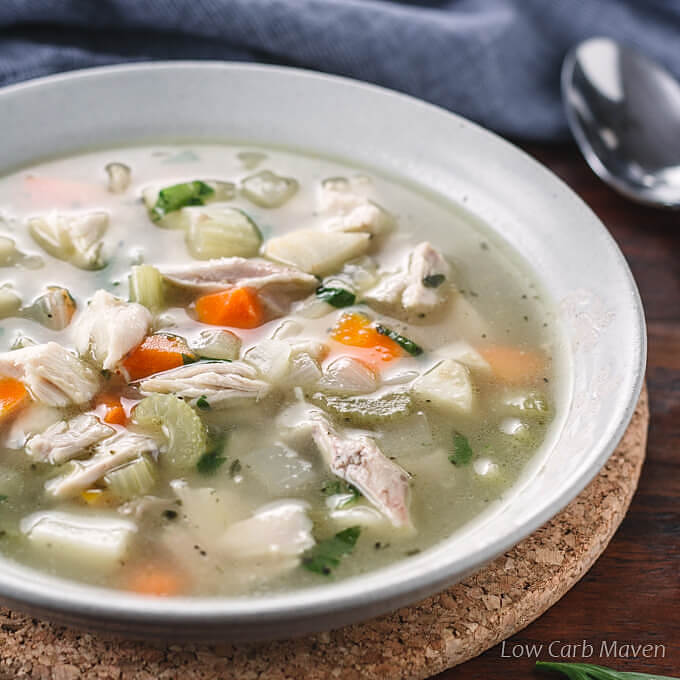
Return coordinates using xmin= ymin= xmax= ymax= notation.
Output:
xmin=436 ymin=144 xmax=680 ymax=678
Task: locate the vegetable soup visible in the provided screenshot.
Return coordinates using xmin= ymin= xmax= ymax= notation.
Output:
xmin=0 ymin=146 xmax=556 ymax=596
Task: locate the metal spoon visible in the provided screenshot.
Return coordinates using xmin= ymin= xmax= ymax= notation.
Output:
xmin=561 ymin=36 xmax=680 ymax=208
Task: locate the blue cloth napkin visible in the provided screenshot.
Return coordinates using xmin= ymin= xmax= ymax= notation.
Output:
xmin=0 ymin=0 xmax=678 ymax=140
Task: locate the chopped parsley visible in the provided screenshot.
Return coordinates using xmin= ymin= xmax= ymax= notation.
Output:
xmin=301 ymin=526 xmax=361 ymax=575
xmin=196 ymin=436 xmax=227 ymax=475
xmin=449 ymin=432 xmax=474 ymax=466
xmin=316 ymin=286 xmax=356 ymax=308
xmin=321 ymin=479 xmax=361 ymax=507
xmin=150 ymin=180 xmax=215 ymax=222
xmin=181 ymin=353 xmax=198 ymax=365
xmin=374 ymin=324 xmax=423 ymax=356
xmin=229 ymin=459 xmax=242 ymax=478
xmin=0 ymin=495 xmax=7 ymax=503
xmin=422 ymin=273 xmax=446 ymax=288
xmin=162 ymin=509 xmax=178 ymax=520
xmin=196 ymin=395 xmax=211 ymax=410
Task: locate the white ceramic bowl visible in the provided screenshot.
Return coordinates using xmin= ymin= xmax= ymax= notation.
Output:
xmin=0 ymin=63 xmax=645 ymax=640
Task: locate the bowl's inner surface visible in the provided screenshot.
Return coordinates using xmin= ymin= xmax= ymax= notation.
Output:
xmin=0 ymin=64 xmax=644 ymax=637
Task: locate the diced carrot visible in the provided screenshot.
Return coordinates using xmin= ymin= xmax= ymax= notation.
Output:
xmin=81 ymin=488 xmax=114 ymax=507
xmin=195 ymin=287 xmax=264 ymax=329
xmin=479 ymin=345 xmax=546 ymax=384
xmin=330 ymin=312 xmax=403 ymax=365
xmin=0 ymin=377 xmax=29 ymax=423
xmin=95 ymin=393 xmax=127 ymax=425
xmin=121 ymin=333 xmax=196 ymax=381
xmin=23 ymin=175 xmax=104 ymax=207
xmin=127 ymin=564 xmax=185 ymax=597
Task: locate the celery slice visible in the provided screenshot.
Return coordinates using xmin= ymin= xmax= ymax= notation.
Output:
xmin=184 ymin=206 xmax=262 ymax=260
xmin=104 ymin=455 xmax=156 ymax=500
xmin=129 ymin=264 xmax=164 ymax=311
xmin=132 ymin=394 xmax=207 ymax=471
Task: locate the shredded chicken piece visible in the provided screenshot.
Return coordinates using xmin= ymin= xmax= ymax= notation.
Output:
xmin=365 ymin=241 xmax=450 ymax=315
xmin=26 ymin=414 xmax=114 ymax=464
xmin=0 ymin=342 xmax=100 ymax=407
xmin=162 ymin=257 xmax=318 ymax=316
xmin=73 ymin=290 xmax=152 ymax=371
xmin=310 ymin=411 xmax=412 ymax=528
xmin=139 ymin=360 xmax=270 ymax=407
xmin=324 ymin=204 xmax=392 ymax=236
xmin=45 ymin=431 xmax=159 ymax=498
xmin=28 ymin=211 xmax=108 ymax=270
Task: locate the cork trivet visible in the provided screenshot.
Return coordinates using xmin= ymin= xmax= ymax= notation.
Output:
xmin=0 ymin=387 xmax=648 ymax=680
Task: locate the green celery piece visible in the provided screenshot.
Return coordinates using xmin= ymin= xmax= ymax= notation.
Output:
xmin=151 ymin=181 xmax=215 ymax=222
xmin=302 ymin=526 xmax=361 ymax=575
xmin=536 ymin=661 xmax=679 ymax=680
xmin=316 ymin=286 xmax=355 ymax=308
xmin=449 ymin=432 xmax=473 ymax=466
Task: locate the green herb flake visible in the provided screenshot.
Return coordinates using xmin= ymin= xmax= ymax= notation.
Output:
xmin=182 ymin=353 xmax=198 ymax=365
xmin=535 ymin=661 xmax=679 ymax=680
xmin=321 ymin=479 xmax=361 ymax=507
xmin=374 ymin=324 xmax=423 ymax=356
xmin=229 ymin=459 xmax=242 ymax=478
xmin=196 ymin=395 xmax=211 ymax=411
xmin=151 ymin=180 xmax=215 ymax=222
xmin=316 ymin=286 xmax=356 ymax=308
xmin=302 ymin=526 xmax=361 ymax=575
xmin=196 ymin=435 xmax=227 ymax=475
xmin=100 ymin=369 xmax=112 ymax=379
xmin=422 ymin=273 xmax=446 ymax=288
xmin=0 ymin=495 xmax=7 ymax=503
xmin=449 ymin=432 xmax=474 ymax=466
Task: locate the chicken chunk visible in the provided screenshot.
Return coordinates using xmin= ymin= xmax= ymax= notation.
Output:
xmin=139 ymin=360 xmax=270 ymax=407
xmin=28 ymin=211 xmax=108 ymax=270
xmin=365 ymin=241 xmax=451 ymax=316
xmin=324 ymin=203 xmax=392 ymax=236
xmin=310 ymin=411 xmax=412 ymax=528
xmin=26 ymin=414 xmax=114 ymax=464
xmin=0 ymin=342 xmax=100 ymax=407
xmin=73 ymin=290 xmax=152 ymax=371
xmin=218 ymin=500 xmax=314 ymax=564
xmin=162 ymin=257 xmax=318 ymax=316
xmin=45 ymin=431 xmax=159 ymax=498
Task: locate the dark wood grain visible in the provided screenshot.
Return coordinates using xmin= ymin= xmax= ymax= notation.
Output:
xmin=434 ymin=144 xmax=680 ymax=678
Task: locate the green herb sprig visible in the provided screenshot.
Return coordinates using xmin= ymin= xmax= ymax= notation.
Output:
xmin=374 ymin=324 xmax=423 ymax=356
xmin=196 ymin=435 xmax=227 ymax=475
xmin=302 ymin=526 xmax=361 ymax=575
xmin=449 ymin=432 xmax=474 ymax=466
xmin=316 ymin=286 xmax=356 ymax=308
xmin=321 ymin=479 xmax=362 ymax=508
xmin=536 ymin=661 xmax=678 ymax=680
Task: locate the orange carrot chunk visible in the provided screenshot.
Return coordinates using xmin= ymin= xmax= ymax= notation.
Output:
xmin=121 ymin=333 xmax=196 ymax=381
xmin=0 ymin=377 xmax=29 ymax=424
xmin=330 ymin=313 xmax=403 ymax=364
xmin=128 ymin=565 xmax=185 ymax=597
xmin=95 ymin=393 xmax=127 ymax=425
xmin=479 ymin=345 xmax=545 ymax=384
xmin=195 ymin=287 xmax=264 ymax=329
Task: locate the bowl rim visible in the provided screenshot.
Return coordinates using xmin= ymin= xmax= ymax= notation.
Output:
xmin=0 ymin=60 xmax=646 ymax=630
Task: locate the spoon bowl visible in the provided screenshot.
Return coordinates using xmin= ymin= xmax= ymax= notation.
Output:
xmin=562 ymin=36 xmax=680 ymax=208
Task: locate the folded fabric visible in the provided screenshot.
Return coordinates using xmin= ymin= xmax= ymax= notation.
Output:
xmin=0 ymin=0 xmax=678 ymax=140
